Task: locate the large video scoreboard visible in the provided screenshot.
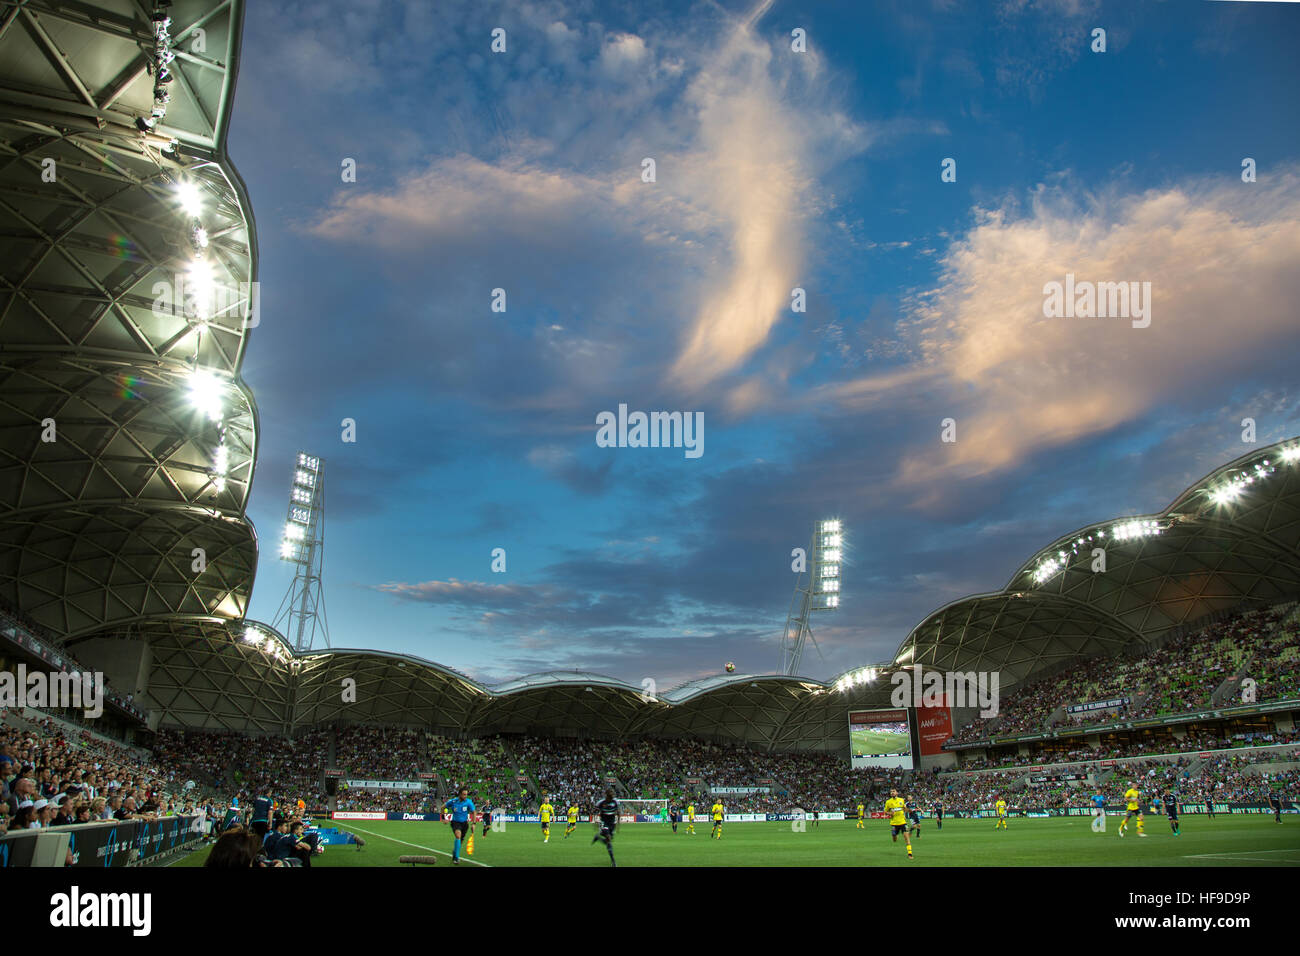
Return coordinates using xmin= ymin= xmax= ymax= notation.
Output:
xmin=848 ymin=708 xmax=913 ymax=769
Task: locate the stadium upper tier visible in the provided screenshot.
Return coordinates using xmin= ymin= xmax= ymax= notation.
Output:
xmin=0 ymin=2 xmax=260 ymax=638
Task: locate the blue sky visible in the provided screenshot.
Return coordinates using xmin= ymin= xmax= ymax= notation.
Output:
xmin=226 ymin=0 xmax=1300 ymax=688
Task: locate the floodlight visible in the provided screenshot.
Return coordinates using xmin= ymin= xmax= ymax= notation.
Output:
xmin=1282 ymin=447 xmax=1300 ymax=463
xmin=186 ymin=369 xmax=223 ymax=421
xmin=175 ymin=180 xmax=203 ymax=217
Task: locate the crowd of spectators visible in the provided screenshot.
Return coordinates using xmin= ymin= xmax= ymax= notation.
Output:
xmin=1 ymin=713 xmax=209 ymax=842
xmin=953 ymin=727 xmax=1300 ymax=772
xmin=949 ymin=606 xmax=1298 ymax=745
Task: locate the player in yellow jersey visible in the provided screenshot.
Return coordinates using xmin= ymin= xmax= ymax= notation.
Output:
xmin=994 ymin=797 xmax=1008 ymax=830
xmin=883 ymin=789 xmax=913 ymax=859
xmin=856 ymin=802 xmax=866 ymax=829
xmin=710 ymin=799 xmax=724 ymax=839
xmin=1118 ymin=783 xmax=1146 ymax=838
xmin=564 ymin=803 xmax=579 ymax=838
xmin=686 ymin=802 xmax=696 ymax=834
xmin=539 ymin=799 xmax=554 ymax=843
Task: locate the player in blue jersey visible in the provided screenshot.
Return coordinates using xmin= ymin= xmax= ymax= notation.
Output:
xmin=1090 ymin=792 xmax=1107 ymax=833
xmin=443 ymin=787 xmax=475 ymax=864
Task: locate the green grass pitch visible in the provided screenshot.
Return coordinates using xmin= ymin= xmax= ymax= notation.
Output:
xmin=166 ymin=816 xmax=1300 ymax=867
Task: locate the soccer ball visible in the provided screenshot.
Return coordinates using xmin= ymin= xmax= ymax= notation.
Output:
xmin=725 ymin=662 xmax=736 ymax=673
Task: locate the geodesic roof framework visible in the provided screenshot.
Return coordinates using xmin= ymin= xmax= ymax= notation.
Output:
xmin=68 ymin=430 xmax=1300 ymax=751
xmin=896 ymin=438 xmax=1300 ymax=695
xmin=0 ymin=0 xmax=259 ymax=642
xmin=292 ymin=649 xmax=486 ymax=732
xmin=121 ymin=618 xmax=291 ymax=733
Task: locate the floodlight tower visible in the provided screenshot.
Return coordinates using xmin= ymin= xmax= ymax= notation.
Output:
xmin=780 ymin=518 xmax=843 ymax=675
xmin=272 ymin=452 xmax=330 ymax=652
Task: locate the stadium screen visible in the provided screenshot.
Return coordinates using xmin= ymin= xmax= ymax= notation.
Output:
xmin=848 ymin=709 xmax=913 ymax=770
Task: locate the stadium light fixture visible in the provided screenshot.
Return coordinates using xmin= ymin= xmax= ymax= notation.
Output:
xmin=174 ymin=180 xmax=203 ymax=217
xmin=186 ymin=369 xmax=223 ymax=422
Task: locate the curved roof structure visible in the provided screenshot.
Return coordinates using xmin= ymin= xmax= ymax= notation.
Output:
xmin=91 ymin=437 xmax=1298 ymax=747
xmin=0 ymin=1 xmax=259 ymax=641
xmin=897 ymin=439 xmax=1300 ymax=695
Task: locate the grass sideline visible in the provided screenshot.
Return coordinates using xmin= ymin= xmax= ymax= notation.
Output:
xmin=166 ymin=815 xmax=1300 ymax=867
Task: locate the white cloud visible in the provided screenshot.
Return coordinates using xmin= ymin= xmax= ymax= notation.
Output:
xmin=822 ymin=170 xmax=1300 ymax=504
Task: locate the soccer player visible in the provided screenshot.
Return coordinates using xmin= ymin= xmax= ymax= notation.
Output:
xmin=443 ymin=787 xmax=475 ymax=863
xmin=1206 ymin=782 xmax=1218 ymax=820
xmin=539 ymin=797 xmax=555 ymax=843
xmin=1118 ymin=783 xmax=1146 ymax=838
xmin=1269 ymin=791 xmax=1283 ymax=824
xmin=934 ymin=800 xmax=944 ymax=831
xmin=670 ymin=802 xmax=682 ymax=833
xmin=480 ymin=803 xmax=492 ymax=837
xmin=1090 ymin=791 xmax=1107 ymax=832
xmin=884 ymin=789 xmax=913 ymax=860
xmin=856 ymin=801 xmax=866 ymax=830
xmin=564 ymin=803 xmax=579 ymax=838
xmin=686 ymin=801 xmax=696 ymax=835
xmin=710 ymin=798 xmax=724 ymax=839
xmin=907 ymin=798 xmax=921 ymax=839
xmin=592 ymin=789 xmax=619 ymax=866
xmin=993 ymin=796 xmax=1007 ymax=830
xmin=1162 ymin=792 xmax=1180 ymax=835
xmin=811 ymin=809 xmax=820 ymax=828
xmin=659 ymin=804 xmax=670 ymax=827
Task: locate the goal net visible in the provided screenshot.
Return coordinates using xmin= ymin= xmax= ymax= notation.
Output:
xmin=618 ymin=798 xmax=669 ymax=820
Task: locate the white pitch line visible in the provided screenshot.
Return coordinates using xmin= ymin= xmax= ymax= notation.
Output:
xmin=341 ymin=823 xmax=493 ymax=867
xmin=1184 ymin=849 xmax=1300 ymax=863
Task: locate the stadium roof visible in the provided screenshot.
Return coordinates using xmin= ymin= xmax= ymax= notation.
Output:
xmin=74 ymin=437 xmax=1297 ymax=748
xmin=0 ymin=1 xmax=261 ymax=641
xmin=896 ymin=438 xmax=1300 ymax=693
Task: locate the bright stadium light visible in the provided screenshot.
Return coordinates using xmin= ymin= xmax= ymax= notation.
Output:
xmin=1281 ymin=446 xmax=1300 ymax=464
xmin=174 ymin=179 xmax=203 ymax=217
xmin=783 ymin=518 xmax=845 ymax=674
xmin=186 ymin=369 xmax=223 ymax=421
xmin=274 ymin=451 xmax=330 ymax=652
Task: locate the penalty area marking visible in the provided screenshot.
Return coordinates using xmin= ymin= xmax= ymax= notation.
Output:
xmin=1183 ymin=849 xmax=1300 ymax=864
xmin=340 ymin=823 xmax=493 ymax=867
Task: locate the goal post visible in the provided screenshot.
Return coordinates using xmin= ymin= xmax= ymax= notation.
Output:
xmin=619 ymin=798 xmax=669 ymax=821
